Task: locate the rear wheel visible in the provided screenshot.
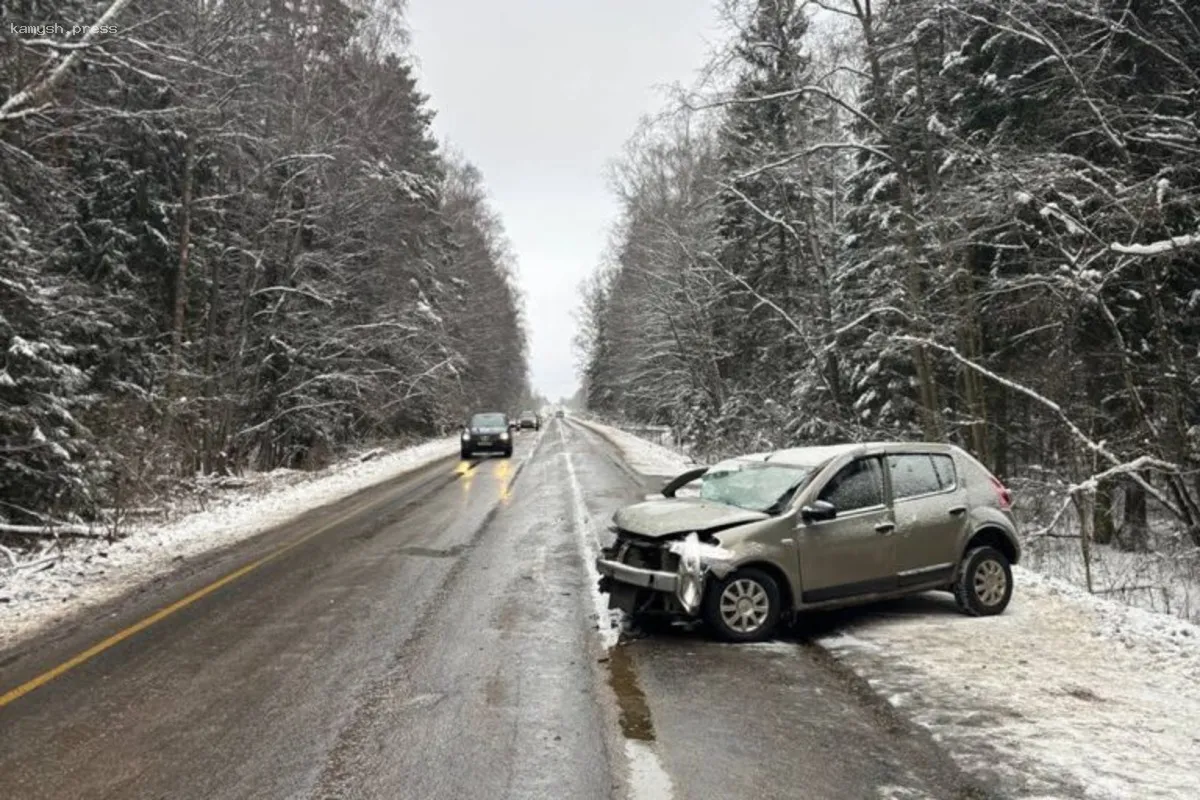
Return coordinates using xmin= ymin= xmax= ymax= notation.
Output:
xmin=954 ymin=546 xmax=1013 ymax=616
xmin=703 ymin=567 xmax=782 ymax=643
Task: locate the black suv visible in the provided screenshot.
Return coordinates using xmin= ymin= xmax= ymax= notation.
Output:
xmin=461 ymin=412 xmax=513 ymax=459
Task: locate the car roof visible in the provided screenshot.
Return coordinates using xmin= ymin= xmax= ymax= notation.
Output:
xmin=760 ymin=441 xmax=957 ymax=468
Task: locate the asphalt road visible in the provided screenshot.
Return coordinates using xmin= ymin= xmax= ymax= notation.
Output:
xmin=0 ymin=419 xmax=993 ymax=800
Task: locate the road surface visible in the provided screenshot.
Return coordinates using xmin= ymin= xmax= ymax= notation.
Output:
xmin=0 ymin=420 xmax=993 ymax=799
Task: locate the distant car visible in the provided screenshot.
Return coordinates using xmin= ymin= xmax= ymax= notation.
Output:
xmin=554 ymin=409 xmax=565 ymax=419
xmin=518 ymin=410 xmax=540 ymax=430
xmin=597 ymin=442 xmax=1020 ymax=642
xmin=461 ymin=412 xmax=512 ymax=459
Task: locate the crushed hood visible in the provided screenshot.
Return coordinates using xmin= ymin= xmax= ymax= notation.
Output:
xmin=613 ymin=498 xmax=767 ymax=539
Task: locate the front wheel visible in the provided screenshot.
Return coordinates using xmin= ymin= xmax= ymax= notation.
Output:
xmin=702 ymin=567 xmax=782 ymax=643
xmin=460 ymin=447 xmax=471 ymax=460
xmin=503 ymin=447 xmax=513 ymax=458
xmin=954 ymin=546 xmax=1013 ymax=616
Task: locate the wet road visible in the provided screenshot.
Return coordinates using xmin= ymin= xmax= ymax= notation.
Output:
xmin=0 ymin=420 xmax=990 ymax=799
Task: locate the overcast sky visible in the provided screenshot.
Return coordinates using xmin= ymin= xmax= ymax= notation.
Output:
xmin=406 ymin=0 xmax=721 ymax=402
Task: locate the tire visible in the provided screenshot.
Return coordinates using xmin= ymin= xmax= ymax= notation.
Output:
xmin=702 ymin=567 xmax=782 ymax=643
xmin=954 ymin=546 xmax=1013 ymax=616
xmin=503 ymin=447 xmax=513 ymax=458
xmin=460 ymin=447 xmax=471 ymax=460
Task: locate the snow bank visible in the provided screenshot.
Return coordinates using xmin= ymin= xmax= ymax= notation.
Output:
xmin=0 ymin=438 xmax=458 ymax=650
xmin=573 ymin=417 xmax=696 ymax=476
xmin=587 ymin=422 xmax=1200 ymax=799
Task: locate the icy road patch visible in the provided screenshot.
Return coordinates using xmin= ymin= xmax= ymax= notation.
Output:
xmin=0 ymin=438 xmax=458 ymax=650
xmin=580 ymin=416 xmax=1200 ymax=800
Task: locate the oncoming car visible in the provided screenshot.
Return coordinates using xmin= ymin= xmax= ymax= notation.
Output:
xmin=460 ymin=412 xmax=512 ymax=459
xmin=518 ymin=410 xmax=540 ymax=431
xmin=596 ymin=442 xmax=1020 ymax=642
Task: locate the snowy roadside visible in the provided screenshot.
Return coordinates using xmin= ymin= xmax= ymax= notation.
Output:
xmin=579 ymin=418 xmax=1200 ymax=800
xmin=820 ymin=574 xmax=1200 ymax=799
xmin=571 ymin=416 xmax=698 ymax=477
xmin=0 ymin=438 xmax=459 ymax=651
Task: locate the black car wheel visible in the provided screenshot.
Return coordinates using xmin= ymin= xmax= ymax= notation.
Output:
xmin=953 ymin=546 xmax=1013 ymax=616
xmin=702 ymin=567 xmax=782 ymax=643
xmin=460 ymin=446 xmax=471 ymax=460
xmin=503 ymin=447 xmax=513 ymax=458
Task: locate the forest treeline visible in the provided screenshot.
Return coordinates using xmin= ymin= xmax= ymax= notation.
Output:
xmin=1 ymin=0 xmax=529 ymax=531
xmin=577 ymin=0 xmax=1200 ymax=550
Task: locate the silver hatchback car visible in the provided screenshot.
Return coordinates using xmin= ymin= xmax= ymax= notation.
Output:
xmin=597 ymin=442 xmax=1020 ymax=642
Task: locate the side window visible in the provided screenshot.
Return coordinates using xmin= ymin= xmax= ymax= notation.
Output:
xmin=818 ymin=458 xmax=884 ymax=512
xmin=888 ymin=455 xmax=943 ymax=500
xmin=931 ymin=455 xmax=956 ymax=490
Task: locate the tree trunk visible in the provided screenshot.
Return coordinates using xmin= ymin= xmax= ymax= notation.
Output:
xmin=201 ymin=249 xmax=223 ymax=473
xmin=993 ymin=384 xmax=1009 ymax=478
xmin=1118 ymin=476 xmax=1149 ymax=553
xmin=1092 ymin=479 xmax=1115 ymax=545
xmin=169 ymin=134 xmax=196 ymax=392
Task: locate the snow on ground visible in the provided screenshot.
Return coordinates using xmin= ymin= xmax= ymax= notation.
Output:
xmin=572 ymin=417 xmax=698 ymax=477
xmin=1023 ymin=534 xmax=1200 ymax=625
xmin=819 ymin=572 xmax=1200 ymax=799
xmin=584 ymin=420 xmax=1200 ymax=800
xmin=0 ymin=437 xmax=458 ymax=650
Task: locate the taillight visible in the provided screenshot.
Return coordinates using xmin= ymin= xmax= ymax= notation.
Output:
xmin=989 ymin=475 xmax=1012 ymax=509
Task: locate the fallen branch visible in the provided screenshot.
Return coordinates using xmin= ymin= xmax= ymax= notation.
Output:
xmin=17 ymin=554 xmax=62 ymax=573
xmin=0 ymin=523 xmax=104 ymax=539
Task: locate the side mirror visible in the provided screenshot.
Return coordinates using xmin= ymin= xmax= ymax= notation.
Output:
xmin=800 ymin=499 xmax=837 ymax=522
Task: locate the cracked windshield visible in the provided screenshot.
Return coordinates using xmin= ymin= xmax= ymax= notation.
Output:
xmin=2 ymin=1 xmax=1198 ymax=799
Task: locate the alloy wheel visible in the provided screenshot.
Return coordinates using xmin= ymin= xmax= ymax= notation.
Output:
xmin=719 ymin=578 xmax=771 ymax=633
xmin=974 ymin=559 xmax=1008 ymax=607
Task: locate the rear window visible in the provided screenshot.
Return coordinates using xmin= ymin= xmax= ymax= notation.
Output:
xmin=931 ymin=454 xmax=956 ymax=489
xmin=887 ymin=454 xmax=952 ymax=499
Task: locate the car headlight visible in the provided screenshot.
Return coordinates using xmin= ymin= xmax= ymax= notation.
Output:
xmin=461 ymin=431 xmax=471 ymax=439
xmin=500 ymin=431 xmax=509 ymax=440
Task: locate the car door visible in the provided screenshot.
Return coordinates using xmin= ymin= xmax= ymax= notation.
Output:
xmin=794 ymin=456 xmax=897 ymax=603
xmin=888 ymin=453 xmax=968 ymax=587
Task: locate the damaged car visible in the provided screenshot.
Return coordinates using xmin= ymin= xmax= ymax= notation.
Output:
xmin=596 ymin=442 xmax=1020 ymax=642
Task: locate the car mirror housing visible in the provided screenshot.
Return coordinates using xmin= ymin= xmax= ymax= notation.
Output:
xmin=800 ymin=499 xmax=837 ymax=522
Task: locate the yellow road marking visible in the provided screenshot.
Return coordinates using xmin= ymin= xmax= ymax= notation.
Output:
xmin=0 ymin=475 xmax=427 ymax=709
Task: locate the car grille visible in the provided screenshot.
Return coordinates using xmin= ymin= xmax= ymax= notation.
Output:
xmin=610 ymin=531 xmax=680 ymax=573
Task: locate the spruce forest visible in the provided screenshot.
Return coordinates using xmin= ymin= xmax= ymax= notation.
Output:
xmin=577 ymin=0 xmax=1200 ymax=577
xmin=1 ymin=0 xmax=529 ymax=534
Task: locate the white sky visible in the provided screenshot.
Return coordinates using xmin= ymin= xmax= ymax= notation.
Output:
xmin=406 ymin=0 xmax=721 ymax=402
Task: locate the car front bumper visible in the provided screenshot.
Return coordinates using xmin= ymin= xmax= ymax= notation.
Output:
xmin=595 ymin=558 xmax=678 ymax=593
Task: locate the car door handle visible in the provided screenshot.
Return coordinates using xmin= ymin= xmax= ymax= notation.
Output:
xmin=948 ymin=506 xmax=967 ymax=516
xmin=874 ymin=522 xmax=895 ymax=535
